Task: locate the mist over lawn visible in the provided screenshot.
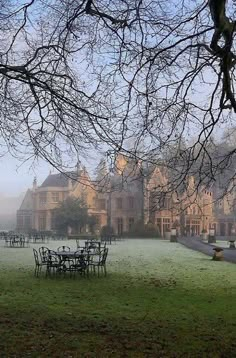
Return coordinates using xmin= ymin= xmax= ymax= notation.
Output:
xmin=0 ymin=238 xmax=236 ymax=356
xmin=1 ymin=238 xmax=236 ymax=291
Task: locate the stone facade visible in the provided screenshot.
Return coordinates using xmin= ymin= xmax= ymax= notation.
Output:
xmin=211 ymin=181 xmax=236 ymax=236
xmin=109 ymin=156 xmax=144 ymax=234
xmin=17 ymin=168 xmax=108 ymax=234
xmin=144 ymin=169 xmax=215 ymax=236
xmin=17 ymin=156 xmax=218 ymax=236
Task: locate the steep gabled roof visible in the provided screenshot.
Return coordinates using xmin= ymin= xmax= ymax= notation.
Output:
xmin=18 ymin=189 xmax=33 ymax=211
xmin=147 ymin=166 xmax=168 ymax=188
xmin=40 ymin=171 xmax=80 ymax=188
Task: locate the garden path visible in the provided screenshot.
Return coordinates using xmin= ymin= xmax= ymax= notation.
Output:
xmin=178 ymin=236 xmax=236 ymax=264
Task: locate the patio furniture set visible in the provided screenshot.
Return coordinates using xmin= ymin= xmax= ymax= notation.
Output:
xmin=3 ymin=232 xmax=49 ymax=248
xmin=4 ymin=233 xmax=29 ymax=248
xmin=33 ymin=240 xmax=108 ymax=278
xmin=2 ymin=231 xmax=54 ymax=248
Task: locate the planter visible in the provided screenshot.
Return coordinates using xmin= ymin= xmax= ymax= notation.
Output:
xmin=165 ymin=231 xmax=171 ymax=240
xmin=229 ymin=240 xmax=235 ymax=249
xmin=201 ymin=233 xmax=208 ymax=241
xmin=212 ymin=247 xmax=224 ymax=261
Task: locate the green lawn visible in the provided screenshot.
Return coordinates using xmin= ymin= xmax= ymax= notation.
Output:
xmin=0 ymin=239 xmax=236 ymax=357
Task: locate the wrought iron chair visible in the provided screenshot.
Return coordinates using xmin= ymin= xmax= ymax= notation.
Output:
xmin=4 ymin=235 xmax=11 ymax=247
xmin=67 ymin=251 xmax=90 ymax=277
xmin=11 ymin=235 xmax=21 ymax=247
xmin=85 ymin=240 xmax=101 ymax=253
xmin=39 ymin=247 xmax=50 ymax=264
xmin=33 ymin=248 xmax=47 ymax=277
xmin=89 ymin=248 xmax=108 ymax=276
xmin=99 ymin=242 xmax=107 ymax=250
xmin=46 ymin=252 xmax=64 ymax=276
xmin=19 ymin=235 xmax=25 ymax=248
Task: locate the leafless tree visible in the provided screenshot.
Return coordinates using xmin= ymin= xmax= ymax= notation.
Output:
xmin=1 ymin=0 xmax=236 ymax=196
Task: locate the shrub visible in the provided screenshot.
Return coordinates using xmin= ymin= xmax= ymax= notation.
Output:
xmin=124 ymin=221 xmax=160 ymax=238
xmin=100 ymin=225 xmax=114 ymax=237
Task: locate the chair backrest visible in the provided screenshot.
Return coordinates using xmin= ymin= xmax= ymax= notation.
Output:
xmin=85 ymin=239 xmax=96 ymax=245
xmin=57 ymin=246 xmax=70 ymax=252
xmin=101 ymin=248 xmax=108 ymax=265
xmin=39 ymin=247 xmax=50 ymax=263
xmin=48 ymin=252 xmax=61 ymax=265
xmin=33 ymin=249 xmax=39 ymax=265
xmin=86 ymin=241 xmax=100 ymax=250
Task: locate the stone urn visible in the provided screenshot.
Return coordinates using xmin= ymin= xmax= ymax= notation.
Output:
xmin=212 ymin=247 xmax=224 ymax=261
xmin=229 ymin=240 xmax=236 ymax=249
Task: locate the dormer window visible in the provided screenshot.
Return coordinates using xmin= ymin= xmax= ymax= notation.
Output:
xmin=52 ymin=192 xmax=60 ymax=203
xmin=39 ymin=192 xmax=47 ymax=205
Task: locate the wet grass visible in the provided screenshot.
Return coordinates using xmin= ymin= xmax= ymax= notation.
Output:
xmin=0 ymin=239 xmax=236 ymax=357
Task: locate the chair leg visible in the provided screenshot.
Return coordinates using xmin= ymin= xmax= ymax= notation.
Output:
xmin=70 ymin=268 xmax=76 ymax=279
xmin=46 ymin=266 xmax=50 ymax=277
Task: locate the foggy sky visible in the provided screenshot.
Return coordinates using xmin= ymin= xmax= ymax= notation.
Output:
xmin=0 ymin=152 xmax=101 ymax=197
xmin=0 ymin=154 xmax=52 ymax=196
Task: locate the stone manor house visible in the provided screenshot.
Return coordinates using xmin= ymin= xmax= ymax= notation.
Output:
xmin=16 ymin=155 xmax=236 ymax=237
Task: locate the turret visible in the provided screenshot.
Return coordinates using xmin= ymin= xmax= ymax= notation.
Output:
xmin=32 ymin=177 xmax=37 ymax=191
xmin=76 ymin=159 xmax=81 ymax=174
